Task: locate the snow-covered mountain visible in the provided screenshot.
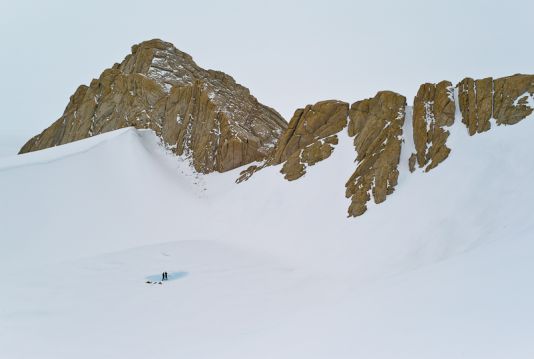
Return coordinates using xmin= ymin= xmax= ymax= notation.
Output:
xmin=3 ymin=39 xmax=534 ymax=358
xmin=18 ymin=40 xmax=534 ymax=218
xmin=2 ymin=99 xmax=534 ymax=357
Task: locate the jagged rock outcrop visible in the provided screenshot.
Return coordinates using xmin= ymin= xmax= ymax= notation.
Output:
xmin=237 ymin=100 xmax=348 ymax=181
xmin=19 ymin=39 xmax=287 ymax=173
xmin=411 ymin=74 xmax=533 ymax=173
xmin=241 ymin=74 xmax=531 ymax=217
xmin=239 ymin=93 xmax=406 ymax=217
xmin=493 ymin=74 xmax=534 ymax=125
xmin=410 ymin=81 xmax=455 ymax=172
xmin=457 ymin=74 xmax=534 ymax=136
xmin=345 ymin=91 xmax=406 ymax=217
xmin=275 ymin=101 xmax=348 ymax=180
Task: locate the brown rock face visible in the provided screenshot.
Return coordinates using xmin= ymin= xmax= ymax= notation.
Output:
xmin=345 ymin=91 xmax=406 ymax=217
xmin=493 ymin=74 xmax=534 ymax=125
xmin=457 ymin=74 xmax=534 ymax=136
xmin=237 ymin=100 xmax=348 ymax=182
xmin=239 ymin=74 xmax=531 ymax=217
xmin=458 ymin=77 xmax=493 ymax=135
xmin=411 ymin=81 xmax=455 ymax=171
xmin=240 ymin=93 xmax=407 ymax=218
xmin=411 ymin=74 xmax=533 ymax=172
xmin=275 ymin=101 xmax=348 ymax=180
xmin=19 ymin=39 xmax=287 ymax=173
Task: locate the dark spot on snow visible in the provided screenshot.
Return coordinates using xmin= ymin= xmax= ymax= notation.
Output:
xmin=145 ymin=271 xmax=188 ymax=282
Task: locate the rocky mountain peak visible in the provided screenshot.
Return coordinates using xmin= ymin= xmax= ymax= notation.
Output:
xmin=20 ymin=39 xmax=287 ymax=173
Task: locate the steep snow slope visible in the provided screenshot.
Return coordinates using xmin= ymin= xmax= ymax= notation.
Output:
xmin=1 ymin=110 xmax=534 ymax=358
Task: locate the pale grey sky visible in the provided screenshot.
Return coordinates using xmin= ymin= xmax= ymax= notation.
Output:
xmin=1 ymin=0 xmax=533 ymax=154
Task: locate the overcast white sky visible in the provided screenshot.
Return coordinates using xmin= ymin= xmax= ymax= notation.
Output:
xmin=1 ymin=0 xmax=533 ymax=154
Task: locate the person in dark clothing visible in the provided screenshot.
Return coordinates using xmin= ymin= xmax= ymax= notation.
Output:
xmin=164 ymin=272 xmax=168 ymax=280
xmin=162 ymin=272 xmax=165 ymax=281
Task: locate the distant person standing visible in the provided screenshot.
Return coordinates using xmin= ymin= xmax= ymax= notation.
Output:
xmin=162 ymin=272 xmax=165 ymax=281
xmin=164 ymin=272 xmax=168 ymax=280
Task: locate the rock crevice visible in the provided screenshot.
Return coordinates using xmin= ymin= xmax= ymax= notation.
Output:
xmin=410 ymin=81 xmax=455 ymax=172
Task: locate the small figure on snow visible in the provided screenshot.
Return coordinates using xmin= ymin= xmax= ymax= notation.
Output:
xmin=162 ymin=272 xmax=165 ymax=281
xmin=164 ymin=272 xmax=168 ymax=280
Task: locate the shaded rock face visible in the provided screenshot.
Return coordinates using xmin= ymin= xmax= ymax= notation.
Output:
xmin=19 ymin=39 xmax=287 ymax=173
xmin=345 ymin=91 xmax=406 ymax=217
xmin=237 ymin=100 xmax=348 ymax=182
xmin=410 ymin=81 xmax=455 ymax=172
xmin=457 ymin=74 xmax=534 ymax=136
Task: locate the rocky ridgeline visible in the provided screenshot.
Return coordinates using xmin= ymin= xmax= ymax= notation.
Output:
xmin=238 ymin=92 xmax=407 ymax=217
xmin=20 ymin=39 xmax=534 ymax=217
xmin=19 ymin=39 xmax=287 ymax=173
xmin=410 ymin=74 xmax=534 ymax=173
xmin=240 ymin=74 xmax=533 ymax=217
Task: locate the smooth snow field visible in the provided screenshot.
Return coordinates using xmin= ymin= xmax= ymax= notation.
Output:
xmin=2 ymin=109 xmax=534 ymax=358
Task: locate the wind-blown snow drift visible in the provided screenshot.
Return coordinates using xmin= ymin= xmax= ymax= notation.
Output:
xmin=1 ymin=108 xmax=534 ymax=358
